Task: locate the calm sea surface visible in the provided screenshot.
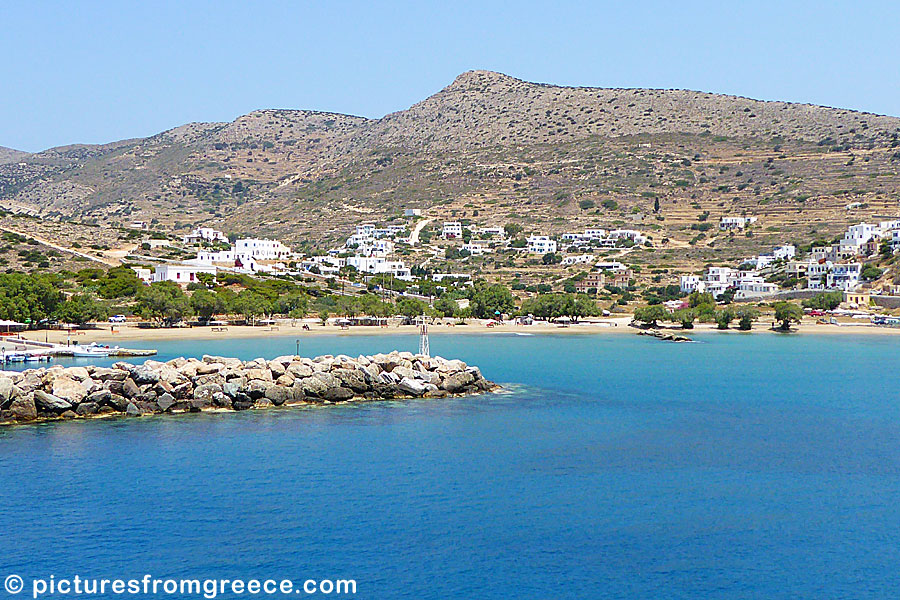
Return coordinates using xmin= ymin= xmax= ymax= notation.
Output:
xmin=2 ymin=332 xmax=900 ymax=599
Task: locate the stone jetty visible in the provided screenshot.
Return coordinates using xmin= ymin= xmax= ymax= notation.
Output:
xmin=0 ymin=352 xmax=497 ymax=424
xmin=637 ymin=329 xmax=695 ymax=342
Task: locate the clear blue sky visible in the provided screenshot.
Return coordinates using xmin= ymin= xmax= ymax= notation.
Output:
xmin=2 ymin=0 xmax=898 ymax=152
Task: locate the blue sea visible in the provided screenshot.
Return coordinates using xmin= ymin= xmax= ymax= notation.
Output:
xmin=2 ymin=332 xmax=900 ymax=599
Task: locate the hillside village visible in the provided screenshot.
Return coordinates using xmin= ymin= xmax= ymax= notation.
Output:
xmin=2 ymin=71 xmax=900 ymax=329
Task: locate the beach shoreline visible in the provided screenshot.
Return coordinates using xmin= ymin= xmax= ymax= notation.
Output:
xmin=11 ymin=316 xmax=900 ymax=346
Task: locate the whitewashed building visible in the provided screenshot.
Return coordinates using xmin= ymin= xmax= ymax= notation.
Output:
xmin=562 ymin=254 xmax=594 ymax=265
xmin=719 ymin=216 xmax=757 ymax=230
xmin=442 ymin=222 xmax=463 ymax=239
xmin=680 ymin=275 xmax=705 ymax=294
xmin=462 ymin=242 xmax=489 ymax=256
xmin=183 ymin=227 xmax=228 ymax=244
xmin=526 ymin=235 xmax=557 ymax=254
xmin=808 ymin=262 xmax=862 ymax=291
xmin=234 ymin=238 xmax=292 ymax=260
xmin=152 ymin=264 xmax=216 ymax=285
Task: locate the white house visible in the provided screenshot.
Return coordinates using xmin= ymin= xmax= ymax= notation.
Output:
xmin=595 ymin=260 xmax=627 ymax=272
xmin=442 ymin=222 xmax=463 ymax=239
xmin=234 ymin=238 xmax=292 ymax=260
xmin=126 ymin=220 xmax=149 ymax=231
xmin=719 ymin=216 xmax=757 ymax=230
xmin=773 ymin=245 xmax=796 ymax=260
xmin=347 ymin=256 xmax=412 ymax=280
xmin=462 ymin=242 xmax=489 ymax=256
xmin=526 ymin=235 xmax=557 ymax=254
xmin=403 ymin=209 xmax=422 ymax=217
xmin=152 ymin=264 xmax=216 ymax=285
xmin=808 ymin=262 xmax=862 ymax=291
xmin=562 ymin=254 xmax=594 ymax=265
xmin=609 ymin=229 xmax=647 ymax=245
xmin=183 ymin=227 xmax=228 ymax=244
xmin=131 ymin=267 xmax=152 ymax=284
xmin=734 ymin=275 xmax=778 ymax=299
xmin=680 ymin=275 xmax=705 ymax=294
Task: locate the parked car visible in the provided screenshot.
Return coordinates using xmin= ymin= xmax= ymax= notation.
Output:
xmin=109 ymin=315 xmax=127 ymax=323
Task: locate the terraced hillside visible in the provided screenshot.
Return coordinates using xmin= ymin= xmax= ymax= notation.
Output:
xmin=1 ymin=71 xmax=899 ymax=258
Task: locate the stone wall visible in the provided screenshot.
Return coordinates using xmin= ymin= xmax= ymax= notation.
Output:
xmin=0 ymin=352 xmax=496 ymax=424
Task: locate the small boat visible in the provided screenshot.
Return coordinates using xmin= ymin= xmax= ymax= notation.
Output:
xmin=70 ymin=343 xmax=115 ymax=357
xmin=24 ymin=354 xmax=51 ymax=363
xmin=4 ymin=353 xmax=26 ymax=363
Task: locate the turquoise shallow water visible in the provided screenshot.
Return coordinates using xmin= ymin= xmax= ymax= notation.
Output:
xmin=2 ymin=332 xmax=900 ymax=598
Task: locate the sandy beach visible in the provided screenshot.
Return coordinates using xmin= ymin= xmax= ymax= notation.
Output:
xmin=6 ymin=315 xmax=900 ymax=348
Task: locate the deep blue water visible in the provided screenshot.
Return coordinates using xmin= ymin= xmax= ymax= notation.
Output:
xmin=2 ymin=332 xmax=900 ymax=599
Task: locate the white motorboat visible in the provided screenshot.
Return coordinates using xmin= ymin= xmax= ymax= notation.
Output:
xmin=70 ymin=343 xmax=115 ymax=357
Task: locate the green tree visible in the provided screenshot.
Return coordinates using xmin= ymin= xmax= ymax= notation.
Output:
xmin=774 ymin=301 xmax=802 ymax=331
xmin=633 ymin=305 xmax=668 ymax=327
xmin=861 ymin=265 xmax=884 ymax=281
xmin=802 ymin=291 xmax=843 ymax=311
xmin=433 ymin=295 xmax=458 ymax=318
xmin=470 ymin=283 xmax=515 ymax=319
xmin=138 ymin=282 xmax=192 ymax=323
xmin=55 ymin=293 xmax=108 ymax=324
xmin=736 ymin=307 xmax=758 ymax=331
xmin=395 ymin=297 xmax=430 ymax=318
xmin=715 ymin=308 xmax=734 ymax=330
xmin=671 ymin=308 xmax=696 ymax=329
xmin=503 ymin=223 xmax=524 ymax=237
xmin=189 ymin=289 xmax=225 ymax=319
xmin=231 ymin=290 xmax=271 ymax=322
xmin=541 ymin=252 xmax=561 ymax=265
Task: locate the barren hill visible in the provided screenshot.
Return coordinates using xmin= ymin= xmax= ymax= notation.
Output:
xmin=1 ymin=71 xmax=899 ymax=254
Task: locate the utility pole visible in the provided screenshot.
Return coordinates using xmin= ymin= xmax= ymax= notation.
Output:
xmin=418 ymin=314 xmax=430 ymax=357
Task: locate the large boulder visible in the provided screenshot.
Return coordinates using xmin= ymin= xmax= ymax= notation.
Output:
xmin=296 ymin=376 xmax=328 ymax=398
xmin=156 ymin=393 xmax=176 ymax=412
xmin=321 ymin=386 xmax=354 ymax=402
xmin=264 ymin=386 xmax=292 ymax=406
xmin=62 ymin=366 xmax=90 ymax=381
xmin=286 ymin=362 xmax=313 ymax=378
xmin=243 ymin=368 xmax=273 ymax=382
xmin=75 ymin=402 xmax=99 ymax=416
xmin=8 ymin=395 xmax=36 ymax=421
xmin=51 ymin=376 xmax=88 ymax=404
xmin=192 ymin=384 xmax=222 ymax=409
xmin=243 ymin=379 xmax=273 ymax=400
xmin=91 ymin=367 xmax=128 ymax=382
xmin=121 ymin=378 xmax=141 ymax=399
xmin=333 ymin=368 xmax=369 ymax=393
xmin=0 ymin=377 xmax=15 ymax=407
xmin=34 ymin=390 xmax=72 ymax=411
xmin=440 ymin=371 xmax=475 ymax=393
xmin=398 ymin=377 xmax=427 ymax=397
xmin=231 ymin=392 xmax=254 ymax=411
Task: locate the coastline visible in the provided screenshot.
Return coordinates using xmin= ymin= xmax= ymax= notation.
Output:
xmin=11 ymin=316 xmax=900 ymax=346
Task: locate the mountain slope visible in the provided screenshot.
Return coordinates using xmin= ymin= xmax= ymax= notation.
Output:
xmin=1 ymin=71 xmax=899 ymax=253
xmin=0 ymin=146 xmax=30 ymax=165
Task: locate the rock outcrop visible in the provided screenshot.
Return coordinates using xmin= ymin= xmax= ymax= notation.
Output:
xmin=0 ymin=352 xmax=497 ymax=425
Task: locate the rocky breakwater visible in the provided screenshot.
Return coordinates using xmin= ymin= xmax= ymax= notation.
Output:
xmin=0 ymin=352 xmax=497 ymax=424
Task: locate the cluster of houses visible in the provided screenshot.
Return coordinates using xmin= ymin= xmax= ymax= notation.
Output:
xmin=132 ymin=227 xmax=300 ymax=285
xmin=680 ymin=244 xmax=797 ymax=299
xmin=573 ymin=261 xmax=633 ymax=293
xmin=440 ymin=222 xmax=650 ymax=257
xmin=786 ymin=220 xmax=900 ymax=291
xmin=681 ymin=219 xmax=900 ymax=300
xmin=560 ymin=228 xmax=649 ymax=248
